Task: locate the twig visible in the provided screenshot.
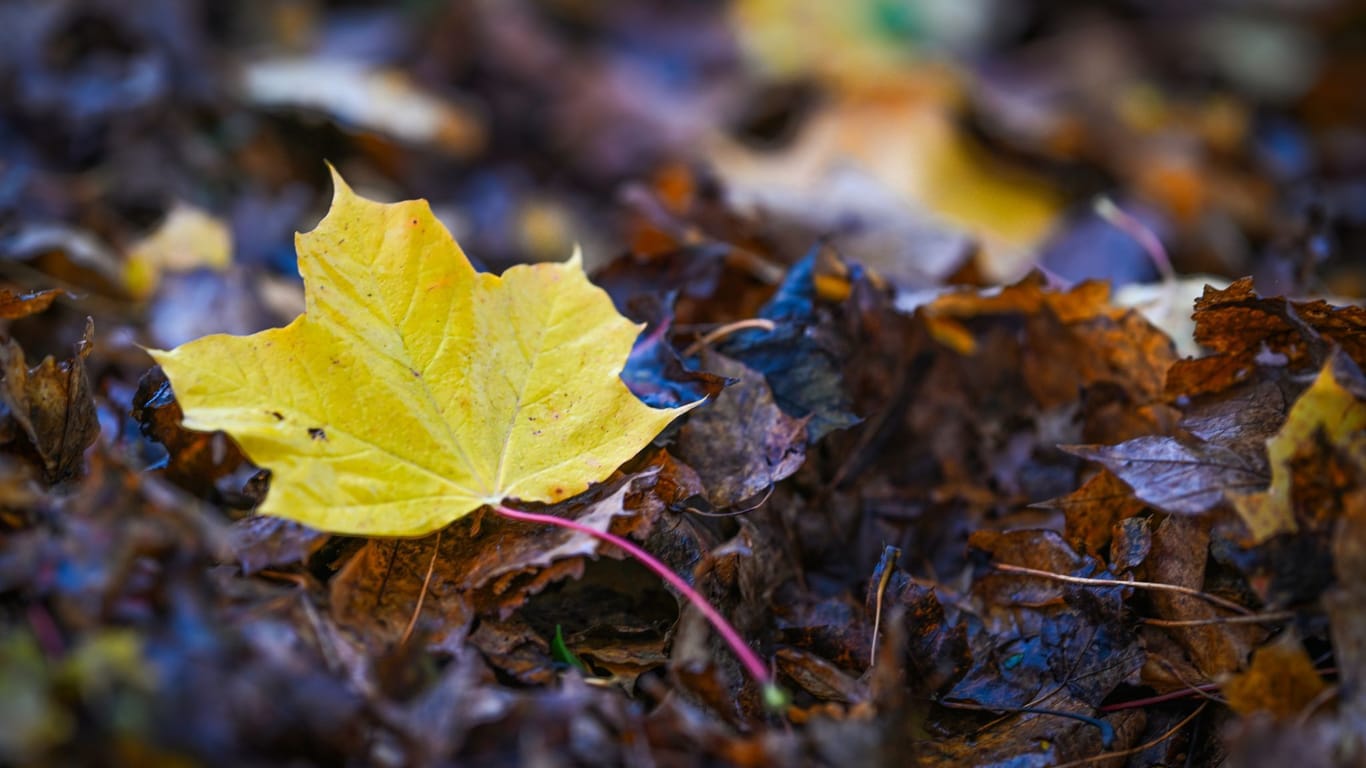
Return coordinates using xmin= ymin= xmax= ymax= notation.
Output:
xmin=493 ymin=504 xmax=789 ymax=711
xmin=399 ymin=529 xmax=443 ymax=647
xmin=681 ymin=318 xmax=775 ymax=357
xmin=991 ymin=563 xmax=1253 ymax=615
xmin=1140 ymin=610 xmax=1296 ymax=627
xmin=869 ymin=546 xmax=899 ymax=667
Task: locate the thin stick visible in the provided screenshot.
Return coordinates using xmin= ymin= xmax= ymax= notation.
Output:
xmin=399 ymin=529 xmax=443 ymax=647
xmin=681 ymin=319 xmax=775 ymax=357
xmin=1140 ymin=610 xmax=1295 ymax=627
xmin=992 ymin=563 xmax=1253 ymax=615
xmin=1053 ymin=702 xmax=1207 ymax=768
xmin=493 ymin=504 xmax=787 ymax=710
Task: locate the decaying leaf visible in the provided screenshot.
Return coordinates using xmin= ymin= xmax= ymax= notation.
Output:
xmin=329 ymin=475 xmax=658 ymax=651
xmin=674 ymin=350 xmax=806 ymax=508
xmin=0 ymin=288 xmax=63 ymax=320
xmin=1166 ymin=277 xmax=1366 ymax=398
xmin=0 ymin=320 xmax=99 ymax=484
xmin=1230 ymin=353 xmax=1366 ymax=543
xmin=152 ymin=171 xmax=696 ymax=536
xmin=1038 ymin=468 xmax=1147 ymax=554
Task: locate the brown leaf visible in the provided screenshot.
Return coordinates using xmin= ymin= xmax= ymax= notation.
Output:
xmin=0 ymin=288 xmax=63 ymax=319
xmin=330 ymin=474 xmax=661 ymax=651
xmin=675 ymin=350 xmax=807 ymax=508
xmin=132 ymin=366 xmax=251 ymax=503
xmin=0 ymin=319 xmax=98 ymax=483
xmin=1039 ymin=468 xmax=1147 ymax=553
xmin=229 ymin=517 xmax=328 ymax=576
xmin=1166 ymin=277 xmax=1366 ymax=398
xmin=1065 ymin=381 xmax=1286 ymax=517
xmin=1140 ymin=515 xmax=1260 ymax=678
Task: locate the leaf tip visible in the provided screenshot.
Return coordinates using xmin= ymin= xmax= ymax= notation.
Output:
xmin=323 ymin=161 xmax=355 ymax=206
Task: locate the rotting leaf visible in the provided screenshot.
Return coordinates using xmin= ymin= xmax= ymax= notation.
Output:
xmin=330 ymin=475 xmax=657 ymax=650
xmin=1038 ymin=468 xmax=1147 ymax=554
xmin=674 ymin=350 xmax=806 ymax=508
xmin=131 ymin=366 xmax=252 ymax=505
xmin=1064 ymin=381 xmax=1287 ymax=517
xmin=1166 ymin=277 xmax=1366 ymax=398
xmin=717 ymin=249 xmax=860 ymax=441
xmin=0 ymin=288 xmax=63 ymax=320
xmin=151 ymin=170 xmax=696 ymax=536
xmin=1229 ymin=353 xmax=1366 ymax=543
xmin=0 ymin=319 xmax=98 ymax=484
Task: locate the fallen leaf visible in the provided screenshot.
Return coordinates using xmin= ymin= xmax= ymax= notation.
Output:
xmin=1038 ymin=468 xmax=1147 ymax=554
xmin=124 ymin=203 xmax=232 ymax=299
xmin=152 ymin=171 xmax=696 ymax=536
xmin=1140 ymin=515 xmax=1262 ymax=678
xmin=241 ymin=59 xmax=484 ymax=156
xmin=1223 ymin=632 xmax=1327 ymax=718
xmin=0 ymin=288 xmax=62 ymax=320
xmin=329 ymin=476 xmax=656 ymax=650
xmin=0 ymin=320 xmax=98 ymax=484
xmin=1230 ymin=353 xmax=1366 ymax=542
xmin=131 ymin=367 xmax=252 ymax=505
xmin=1167 ymin=277 xmax=1366 ymax=398
xmin=717 ymin=250 xmax=861 ymax=441
xmin=1065 ymin=381 xmax=1286 ymax=516
xmin=1112 ymin=274 xmax=1231 ymax=358
xmin=674 ymin=350 xmax=806 ymax=508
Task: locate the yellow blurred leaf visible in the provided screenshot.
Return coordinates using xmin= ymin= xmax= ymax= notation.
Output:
xmin=1231 ymin=354 xmax=1366 ymax=543
xmin=151 ymin=170 xmax=694 ymax=537
xmin=1223 ymin=633 xmax=1327 ymax=718
xmin=709 ymin=78 xmax=1064 ymax=281
xmin=124 ymin=204 xmax=232 ymax=299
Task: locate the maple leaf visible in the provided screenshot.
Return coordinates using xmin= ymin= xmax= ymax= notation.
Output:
xmin=151 ymin=170 xmax=696 ymax=536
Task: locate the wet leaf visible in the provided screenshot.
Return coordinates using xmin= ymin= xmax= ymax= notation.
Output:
xmin=151 ymin=172 xmax=696 ymax=536
xmin=1039 ymin=468 xmax=1147 ymax=554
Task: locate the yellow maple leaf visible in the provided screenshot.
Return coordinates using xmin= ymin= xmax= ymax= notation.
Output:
xmin=1231 ymin=353 xmax=1366 ymax=543
xmin=150 ymin=170 xmax=696 ymax=536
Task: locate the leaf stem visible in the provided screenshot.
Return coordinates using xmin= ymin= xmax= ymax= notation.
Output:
xmin=492 ymin=504 xmax=788 ymax=711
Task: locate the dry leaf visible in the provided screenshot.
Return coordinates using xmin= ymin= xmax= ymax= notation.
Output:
xmin=1230 ymin=353 xmax=1366 ymax=542
xmin=1224 ymin=633 xmax=1328 ymax=718
xmin=152 ymin=170 xmax=696 ymax=536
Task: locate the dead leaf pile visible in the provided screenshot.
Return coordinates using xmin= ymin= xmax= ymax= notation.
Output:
xmin=2 ymin=2 xmax=1365 ymax=766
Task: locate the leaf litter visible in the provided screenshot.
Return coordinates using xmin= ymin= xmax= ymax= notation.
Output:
xmin=1 ymin=3 xmax=1365 ymax=766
